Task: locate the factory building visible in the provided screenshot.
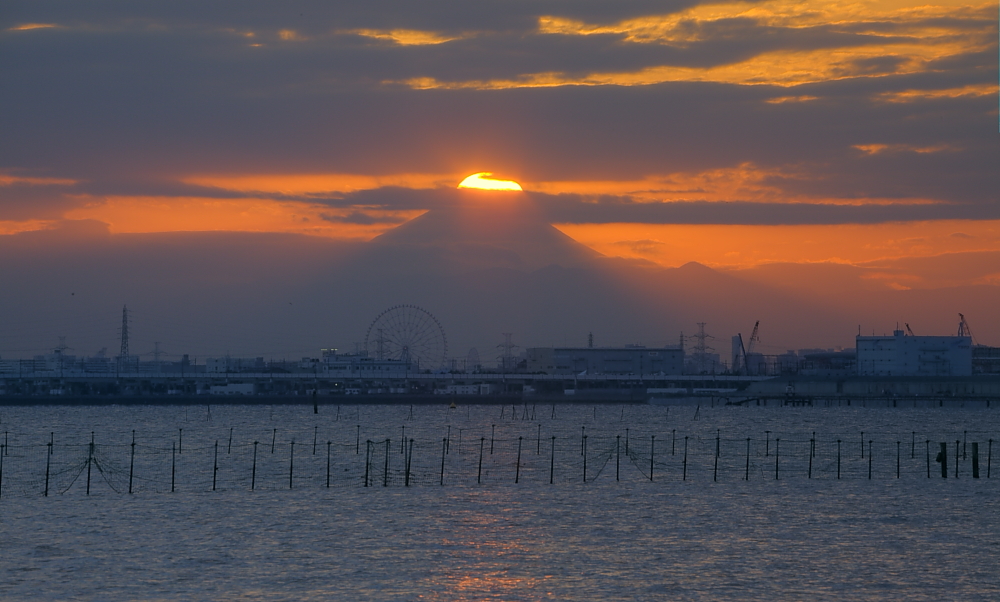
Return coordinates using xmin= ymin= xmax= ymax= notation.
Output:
xmin=856 ymin=330 xmax=971 ymax=376
xmin=526 ymin=346 xmax=684 ymax=375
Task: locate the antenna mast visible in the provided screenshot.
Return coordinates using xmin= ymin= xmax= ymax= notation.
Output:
xmin=118 ymin=305 xmax=130 ymax=375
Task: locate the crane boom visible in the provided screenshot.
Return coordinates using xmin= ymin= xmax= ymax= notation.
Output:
xmin=735 ymin=333 xmax=747 ymax=374
xmin=746 ymin=321 xmax=760 ymax=355
xmin=958 ymin=313 xmax=976 ymax=343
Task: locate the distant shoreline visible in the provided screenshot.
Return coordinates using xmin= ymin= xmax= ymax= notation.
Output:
xmin=0 ymin=394 xmax=647 ymax=407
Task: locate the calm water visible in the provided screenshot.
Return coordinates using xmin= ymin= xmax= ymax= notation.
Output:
xmin=2 ymin=403 xmax=999 ymax=600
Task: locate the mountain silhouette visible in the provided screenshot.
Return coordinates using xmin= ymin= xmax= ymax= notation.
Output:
xmin=3 ymin=196 xmax=993 ymax=360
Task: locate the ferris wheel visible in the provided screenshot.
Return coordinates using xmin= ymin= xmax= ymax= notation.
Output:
xmin=365 ymin=305 xmax=448 ymax=370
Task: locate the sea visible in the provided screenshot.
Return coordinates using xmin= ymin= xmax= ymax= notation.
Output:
xmin=1 ymin=401 xmax=998 ymax=601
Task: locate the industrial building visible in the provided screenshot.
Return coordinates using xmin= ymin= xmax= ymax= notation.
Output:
xmin=856 ymin=330 xmax=972 ymax=376
xmin=526 ymin=346 xmax=684 ymax=375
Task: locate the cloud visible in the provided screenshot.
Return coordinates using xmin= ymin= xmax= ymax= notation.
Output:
xmin=320 ymin=210 xmax=413 ymax=225
xmin=1 ymin=0 xmax=996 ymax=233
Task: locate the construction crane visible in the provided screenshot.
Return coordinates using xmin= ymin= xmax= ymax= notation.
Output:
xmin=958 ymin=313 xmax=977 ymax=344
xmin=905 ymin=323 xmax=915 ymax=336
xmin=734 ymin=321 xmax=760 ymax=375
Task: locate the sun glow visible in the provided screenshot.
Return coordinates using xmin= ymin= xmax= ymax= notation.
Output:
xmin=457 ymin=173 xmax=522 ymax=191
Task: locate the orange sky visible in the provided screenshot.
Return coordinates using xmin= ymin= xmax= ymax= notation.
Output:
xmin=2 ymin=0 xmax=998 ymax=289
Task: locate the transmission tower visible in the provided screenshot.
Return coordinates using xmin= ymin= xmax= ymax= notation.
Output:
xmin=497 ymin=333 xmax=518 ymax=371
xmin=118 ymin=305 xmax=130 ymax=375
xmin=693 ymin=322 xmax=715 ymax=374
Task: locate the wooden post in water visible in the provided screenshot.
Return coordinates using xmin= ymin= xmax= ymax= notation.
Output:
xmin=745 ymin=438 xmax=750 ymax=480
xmin=775 ymin=438 xmax=780 ymax=480
xmin=581 ymin=426 xmax=586 ymax=456
xmin=478 ymin=437 xmax=485 ymax=484
xmin=516 ymin=436 xmax=523 ymax=484
xmin=808 ymin=438 xmax=813 ymax=479
xmin=326 ymin=441 xmax=332 ymax=488
xmin=228 ymin=427 xmax=233 ymax=454
xmin=682 ymin=436 xmax=688 ymax=481
xmin=251 ymin=441 xmax=258 ymax=490
xmin=537 ymin=424 xmax=541 ymax=454
xmin=583 ymin=435 xmax=588 ymax=482
xmin=963 ymin=431 xmax=967 ymax=459
xmin=400 ymin=426 xmax=405 ymax=454
xmin=765 ymin=431 xmax=770 ymax=457
xmin=271 ymin=428 xmax=276 ymax=454
xmin=129 ymin=431 xmax=135 ymax=494
xmin=446 ymin=426 xmax=451 ymax=455
xmin=616 ymin=435 xmax=621 ymax=481
xmin=0 ymin=444 xmax=4 ymax=498
xmin=313 ymin=426 xmax=317 ymax=455
xmin=713 ymin=432 xmax=719 ymax=482
xmin=926 ymin=440 xmax=930 ymax=478
xmin=364 ymin=440 xmax=371 ymax=487
xmin=213 ymin=441 xmax=218 ymax=491
xmin=178 ymin=428 xmax=183 ymax=454
xmin=289 ymin=440 xmax=295 ymax=489
xmin=383 ymin=439 xmax=390 ymax=487
xmin=439 ymin=438 xmax=446 ymax=486
xmin=491 ymin=424 xmax=495 ymax=454
xmin=87 ymin=433 xmax=95 ymax=495
xmin=972 ymin=442 xmax=980 ymax=478
xmin=938 ymin=442 xmax=947 ymax=478
xmin=650 ymin=435 xmax=656 ymax=482
xmin=170 ymin=441 xmax=175 ymax=493
xmin=955 ymin=440 xmax=960 ymax=478
xmin=406 ymin=439 xmax=414 ymax=486
xmin=45 ymin=441 xmax=52 ymax=496
xmin=356 ymin=425 xmax=360 ymax=455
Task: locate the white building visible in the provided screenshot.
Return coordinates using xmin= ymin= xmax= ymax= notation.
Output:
xmin=856 ymin=330 xmax=971 ymax=376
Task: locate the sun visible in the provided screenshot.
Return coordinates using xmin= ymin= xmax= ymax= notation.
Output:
xmin=457 ymin=172 xmax=522 ymax=191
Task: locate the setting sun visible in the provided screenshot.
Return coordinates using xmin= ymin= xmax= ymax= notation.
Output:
xmin=457 ymin=172 xmax=523 ymax=191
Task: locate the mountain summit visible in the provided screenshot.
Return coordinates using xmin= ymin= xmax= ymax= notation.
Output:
xmin=370 ymin=189 xmax=600 ymax=271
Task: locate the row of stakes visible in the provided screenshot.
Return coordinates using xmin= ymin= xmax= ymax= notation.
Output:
xmin=0 ymin=426 xmax=994 ymax=497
